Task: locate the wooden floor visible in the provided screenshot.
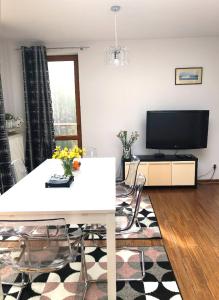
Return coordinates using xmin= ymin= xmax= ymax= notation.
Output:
xmin=118 ymin=183 xmax=219 ymax=300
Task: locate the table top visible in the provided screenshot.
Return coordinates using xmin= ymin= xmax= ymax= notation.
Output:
xmin=0 ymin=158 xmax=116 ymax=215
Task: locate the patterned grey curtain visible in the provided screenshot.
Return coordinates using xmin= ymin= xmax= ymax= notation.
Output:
xmin=22 ymin=46 xmax=55 ymax=172
xmin=0 ymin=76 xmax=14 ymax=193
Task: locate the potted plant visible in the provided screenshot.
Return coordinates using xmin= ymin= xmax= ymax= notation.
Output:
xmin=5 ymin=113 xmax=14 ymax=129
xmin=117 ymin=130 xmax=139 ymax=159
xmin=52 ymin=146 xmax=85 ymax=176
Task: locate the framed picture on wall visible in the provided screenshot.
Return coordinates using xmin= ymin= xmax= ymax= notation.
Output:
xmin=175 ymin=67 xmax=203 ymax=85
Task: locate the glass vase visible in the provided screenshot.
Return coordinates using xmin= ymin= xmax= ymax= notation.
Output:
xmin=123 ymin=147 xmax=131 ymax=159
xmin=62 ymin=160 xmax=73 ymax=176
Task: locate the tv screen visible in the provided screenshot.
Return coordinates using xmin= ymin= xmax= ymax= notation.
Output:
xmin=146 ymin=110 xmax=209 ymax=149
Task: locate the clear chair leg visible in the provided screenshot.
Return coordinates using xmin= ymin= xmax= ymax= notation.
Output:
xmin=80 ymin=238 xmax=89 ymax=300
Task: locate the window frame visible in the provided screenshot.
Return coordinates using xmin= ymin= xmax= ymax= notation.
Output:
xmin=47 ymin=54 xmax=82 ymax=148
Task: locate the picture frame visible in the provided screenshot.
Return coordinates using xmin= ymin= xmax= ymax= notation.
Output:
xmin=175 ymin=67 xmax=203 ymax=85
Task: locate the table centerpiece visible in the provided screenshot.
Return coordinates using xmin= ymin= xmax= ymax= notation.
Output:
xmin=52 ymin=146 xmax=85 ymax=176
xmin=117 ymin=130 xmax=139 ymax=159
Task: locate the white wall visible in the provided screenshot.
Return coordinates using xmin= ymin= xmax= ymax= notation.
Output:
xmin=79 ymin=37 xmax=219 ymax=178
xmin=1 ymin=37 xmax=219 ymax=178
xmin=0 ymin=40 xmax=25 ymax=118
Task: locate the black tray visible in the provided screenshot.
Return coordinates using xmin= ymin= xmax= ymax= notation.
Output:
xmin=45 ymin=175 xmax=74 ymax=188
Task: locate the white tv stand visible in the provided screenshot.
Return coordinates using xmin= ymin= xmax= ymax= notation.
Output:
xmin=123 ymin=154 xmax=198 ymax=187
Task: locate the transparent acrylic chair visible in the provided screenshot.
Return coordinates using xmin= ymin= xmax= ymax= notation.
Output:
xmin=0 ymin=218 xmax=88 ymax=300
xmin=82 ymin=146 xmax=101 ymax=244
xmin=84 ymin=147 xmax=98 ymax=158
xmin=116 ymin=155 xmax=140 ymax=198
xmin=83 ymin=173 xmax=146 ymax=281
xmin=11 ymin=160 xmax=28 ymax=184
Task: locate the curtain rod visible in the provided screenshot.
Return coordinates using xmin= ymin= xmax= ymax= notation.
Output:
xmin=16 ymin=46 xmax=90 ymax=50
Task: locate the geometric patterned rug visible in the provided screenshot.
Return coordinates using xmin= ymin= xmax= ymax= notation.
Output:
xmin=2 ymin=246 xmax=182 ymax=299
xmin=68 ymin=195 xmax=162 ymax=240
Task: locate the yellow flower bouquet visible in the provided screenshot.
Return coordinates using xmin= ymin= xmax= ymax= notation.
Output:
xmin=52 ymin=146 xmax=85 ymax=176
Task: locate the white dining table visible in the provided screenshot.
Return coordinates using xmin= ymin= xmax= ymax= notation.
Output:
xmin=0 ymin=157 xmax=116 ymax=299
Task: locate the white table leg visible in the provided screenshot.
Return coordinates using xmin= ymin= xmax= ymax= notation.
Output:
xmin=106 ymin=213 xmax=116 ymax=300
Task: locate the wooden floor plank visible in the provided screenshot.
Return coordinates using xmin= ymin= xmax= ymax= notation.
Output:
xmin=147 ymin=184 xmax=219 ymax=300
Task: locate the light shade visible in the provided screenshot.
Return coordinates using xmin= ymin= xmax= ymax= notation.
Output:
xmin=106 ymin=46 xmax=128 ymax=66
xmin=106 ymin=5 xmax=128 ymax=66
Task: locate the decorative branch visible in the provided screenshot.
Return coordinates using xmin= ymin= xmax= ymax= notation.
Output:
xmin=117 ymin=130 xmax=139 ymax=149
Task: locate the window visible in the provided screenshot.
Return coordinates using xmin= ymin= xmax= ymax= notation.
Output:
xmin=47 ymin=55 xmax=82 ymax=148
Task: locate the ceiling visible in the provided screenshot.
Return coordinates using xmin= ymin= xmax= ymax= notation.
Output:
xmin=1 ymin=0 xmax=219 ymax=43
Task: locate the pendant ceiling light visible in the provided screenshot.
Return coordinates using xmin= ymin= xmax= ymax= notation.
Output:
xmin=106 ymin=5 xmax=128 ymax=66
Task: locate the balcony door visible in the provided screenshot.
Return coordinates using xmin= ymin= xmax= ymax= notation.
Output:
xmin=48 ymin=55 xmax=82 ymax=148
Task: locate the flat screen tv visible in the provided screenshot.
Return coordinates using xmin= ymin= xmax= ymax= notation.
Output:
xmin=146 ymin=110 xmax=209 ymax=149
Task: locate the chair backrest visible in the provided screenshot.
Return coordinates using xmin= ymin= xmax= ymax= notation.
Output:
xmin=0 ymin=218 xmax=76 ymax=272
xmin=85 ymin=147 xmax=98 ymax=158
xmin=11 ymin=160 xmax=27 ymax=183
xmin=125 ymin=155 xmax=140 ymax=186
xmin=120 ymin=173 xmax=146 ymax=232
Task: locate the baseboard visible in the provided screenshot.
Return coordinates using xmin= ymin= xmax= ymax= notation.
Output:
xmin=198 ymin=179 xmax=219 ymax=184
